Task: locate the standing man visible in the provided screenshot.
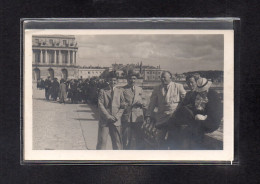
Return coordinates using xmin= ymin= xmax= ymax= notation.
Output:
xmin=96 ymin=72 xmax=125 ymax=150
xmin=44 ymin=76 xmax=51 ymax=100
xmin=52 ymin=78 xmax=60 ymax=101
xmin=121 ymin=73 xmax=145 ymax=150
xmin=59 ymin=79 xmax=67 ymax=104
xmin=146 ymin=71 xmax=186 ymax=149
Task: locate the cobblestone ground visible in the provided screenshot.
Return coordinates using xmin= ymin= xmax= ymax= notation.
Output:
xmin=32 ymin=88 xmax=112 ymax=150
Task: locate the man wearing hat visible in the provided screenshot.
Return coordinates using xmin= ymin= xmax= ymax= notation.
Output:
xmin=169 ymin=77 xmax=223 ymax=149
xmin=96 ymin=72 xmax=125 ymax=150
xmin=121 ymin=73 xmax=145 ymax=150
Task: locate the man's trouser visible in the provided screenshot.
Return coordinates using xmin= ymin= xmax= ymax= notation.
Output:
xmin=96 ymin=123 xmax=122 ymax=150
xmin=122 ymin=122 xmax=144 ymax=150
xmin=45 ymin=88 xmax=50 ymax=100
xmin=167 ymin=106 xmax=205 ymax=150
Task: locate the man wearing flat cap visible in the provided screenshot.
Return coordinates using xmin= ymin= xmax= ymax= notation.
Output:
xmin=96 ymin=72 xmax=125 ymax=150
xmin=121 ymin=73 xmax=145 ymax=150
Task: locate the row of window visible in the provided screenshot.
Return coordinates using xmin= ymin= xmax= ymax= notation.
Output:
xmin=34 ymin=52 xmax=74 ymax=64
xmin=146 ymin=76 xmax=161 ymax=80
xmin=146 ymin=71 xmax=161 ymax=74
xmin=34 ymin=39 xmax=71 ymax=45
xmin=80 ymin=71 xmax=103 ymax=74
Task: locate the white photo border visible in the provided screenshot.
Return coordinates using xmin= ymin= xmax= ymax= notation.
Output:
xmin=23 ymin=29 xmax=234 ymax=162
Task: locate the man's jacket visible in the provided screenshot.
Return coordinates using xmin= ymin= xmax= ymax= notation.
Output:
xmin=122 ymin=85 xmax=144 ymax=123
xmin=147 ymin=82 xmax=186 ymax=127
xmin=98 ymin=86 xmax=125 ymax=127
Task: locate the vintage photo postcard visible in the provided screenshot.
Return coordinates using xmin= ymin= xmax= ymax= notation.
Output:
xmin=23 ymin=29 xmax=234 ymax=162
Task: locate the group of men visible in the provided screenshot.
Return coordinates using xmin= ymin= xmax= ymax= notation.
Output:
xmin=96 ymin=71 xmax=223 ymax=150
xmin=42 ymin=77 xmax=61 ymax=101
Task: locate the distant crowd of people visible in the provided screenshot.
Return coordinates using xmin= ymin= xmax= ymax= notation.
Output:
xmin=36 ymin=77 xmax=108 ymax=105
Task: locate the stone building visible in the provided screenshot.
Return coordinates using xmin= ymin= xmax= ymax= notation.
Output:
xmin=143 ymin=68 xmax=164 ymax=81
xmin=32 ymin=35 xmax=78 ymax=81
xmin=78 ymin=67 xmax=107 ymax=79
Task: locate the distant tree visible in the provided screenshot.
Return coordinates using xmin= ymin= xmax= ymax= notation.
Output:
xmin=183 ymin=70 xmax=223 ymax=82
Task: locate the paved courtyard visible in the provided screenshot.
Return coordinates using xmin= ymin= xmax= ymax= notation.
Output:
xmin=33 ymin=88 xmax=112 ymax=150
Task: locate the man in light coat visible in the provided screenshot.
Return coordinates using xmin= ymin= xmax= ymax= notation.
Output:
xmin=121 ymin=73 xmax=145 ymax=150
xmin=96 ymin=73 xmax=125 ymax=150
xmin=146 ymin=71 xmax=186 ymax=149
xmin=59 ymin=79 xmax=67 ymax=104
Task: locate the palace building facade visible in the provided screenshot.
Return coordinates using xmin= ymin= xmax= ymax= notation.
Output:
xmin=32 ymin=35 xmax=78 ymax=81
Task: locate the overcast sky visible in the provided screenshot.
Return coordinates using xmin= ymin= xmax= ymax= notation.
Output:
xmin=75 ymin=34 xmax=223 ymax=74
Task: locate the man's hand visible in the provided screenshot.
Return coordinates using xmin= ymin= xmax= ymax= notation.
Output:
xmin=145 ymin=116 xmax=151 ymax=124
xmin=107 ymin=115 xmax=117 ymax=123
xmin=133 ymin=101 xmax=143 ymax=108
xmin=195 ymin=114 xmax=207 ymax=121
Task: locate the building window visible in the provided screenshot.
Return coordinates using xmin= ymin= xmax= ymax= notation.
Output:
xmin=43 ymin=52 xmax=46 ymax=63
xmin=50 ymin=52 xmax=55 ymax=63
xmin=88 ymin=72 xmax=90 ymax=74
xmin=35 ymin=39 xmax=39 ymax=44
xmin=147 ymin=72 xmax=149 ymax=74
xmin=49 ymin=39 xmax=53 ymax=45
xmin=63 ymin=40 xmax=67 ymax=45
xmin=35 ymin=52 xmax=40 ymax=63
xmin=62 ymin=52 xmax=68 ymax=63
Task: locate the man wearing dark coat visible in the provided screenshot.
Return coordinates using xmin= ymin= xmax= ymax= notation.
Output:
xmin=168 ymin=76 xmax=223 ymax=149
xmin=40 ymin=78 xmax=44 ymax=90
xmin=52 ymin=78 xmax=60 ymax=101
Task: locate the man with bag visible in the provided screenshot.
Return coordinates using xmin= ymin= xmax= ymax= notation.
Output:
xmin=121 ymin=73 xmax=145 ymax=150
xmin=145 ymin=71 xmax=186 ymax=149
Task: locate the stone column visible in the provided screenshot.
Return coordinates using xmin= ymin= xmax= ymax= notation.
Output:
xmin=74 ymin=51 xmax=76 ymax=65
xmin=45 ymin=50 xmax=48 ymax=63
xmin=54 ymin=50 xmax=57 ymax=64
xmin=68 ymin=50 xmax=70 ymax=65
xmin=40 ymin=50 xmax=43 ymax=63
xmin=59 ymin=50 xmax=62 ymax=64
xmin=72 ymin=51 xmax=75 ymax=65
xmin=32 ymin=50 xmax=35 ymax=63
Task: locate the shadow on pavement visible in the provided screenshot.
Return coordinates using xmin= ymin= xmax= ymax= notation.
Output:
xmin=74 ymin=118 xmax=97 ymax=121
xmin=79 ymin=104 xmax=99 ymax=120
xmin=33 ymin=98 xmax=47 ymax=101
xmin=75 ymin=110 xmax=94 ymax=113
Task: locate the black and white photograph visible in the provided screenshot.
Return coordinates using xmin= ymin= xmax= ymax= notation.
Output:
xmin=23 ymin=29 xmax=234 ymax=161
